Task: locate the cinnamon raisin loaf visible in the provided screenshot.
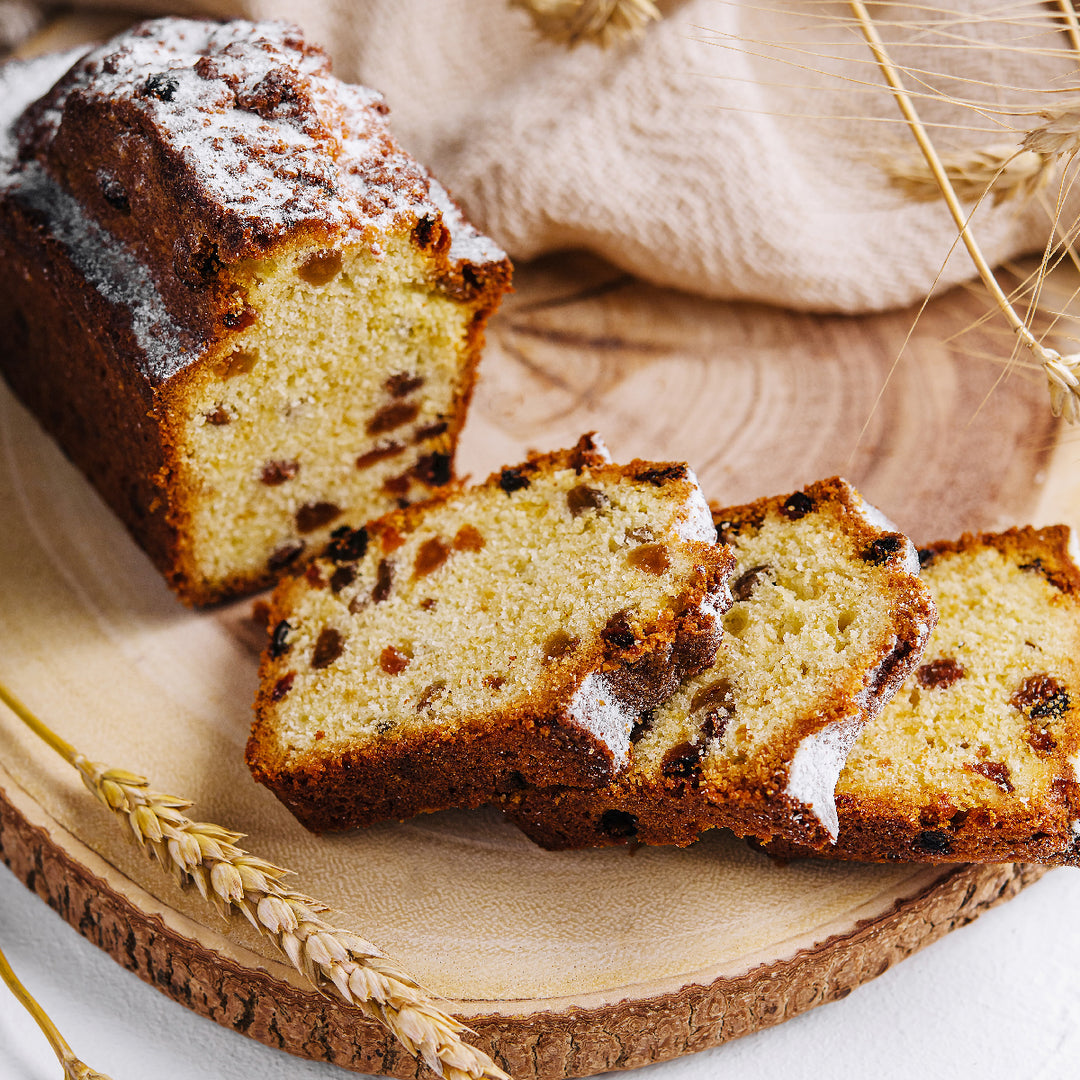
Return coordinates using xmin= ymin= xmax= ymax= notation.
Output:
xmin=0 ymin=20 xmax=511 ymax=605
xmin=764 ymin=527 xmax=1080 ymax=865
xmin=245 ymin=436 xmax=735 ymax=831
xmin=502 ymin=478 xmax=937 ymax=850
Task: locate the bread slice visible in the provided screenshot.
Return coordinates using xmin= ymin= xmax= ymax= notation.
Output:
xmin=763 ymin=527 xmax=1080 ymax=865
xmin=245 ymin=435 xmax=735 ymax=831
xmin=0 ymin=21 xmax=511 ymax=605
xmin=501 ymin=478 xmax=937 ymax=850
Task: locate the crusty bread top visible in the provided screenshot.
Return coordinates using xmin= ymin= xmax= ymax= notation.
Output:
xmin=16 ymin=19 xmax=505 ymax=267
xmin=1 ymin=21 xmax=510 ymax=386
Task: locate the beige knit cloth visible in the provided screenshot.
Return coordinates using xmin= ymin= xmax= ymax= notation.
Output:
xmin=14 ymin=0 xmax=1079 ymax=312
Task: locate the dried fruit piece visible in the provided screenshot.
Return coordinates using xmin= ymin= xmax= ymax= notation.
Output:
xmin=630 ymin=711 xmax=656 ymax=744
xmin=142 ymin=71 xmax=179 ymax=100
xmin=326 ymin=526 xmax=368 ymax=563
xmin=204 ymin=407 xmax=231 ymax=425
xmin=601 ymin=610 xmax=636 ymax=651
xmin=268 ymin=540 xmax=304 ymax=572
xmin=543 ymin=630 xmax=580 ymax=660
xmin=214 ymin=350 xmax=257 ymax=378
xmin=385 ymin=372 xmax=424 ymax=397
xmin=372 ymin=558 xmax=394 ymax=603
xmin=781 ymin=491 xmax=814 ymax=520
xmin=691 ymin=678 xmax=735 ymax=741
xmin=329 ymin=565 xmax=355 ymax=593
xmin=414 ymin=537 xmax=449 ymax=578
xmin=268 ymin=620 xmax=292 ymax=659
xmin=915 ymin=829 xmax=953 ymax=854
xmin=499 ymin=467 xmax=530 ymax=493
xmin=380 ymin=645 xmax=410 ymax=675
xmin=916 ymin=658 xmax=965 ymax=691
xmin=298 ymin=250 xmax=342 ymax=286
xmin=453 ymin=524 xmax=485 ymax=552
xmin=312 ymin=628 xmax=344 ymax=669
xmin=484 ymin=674 xmax=506 ymax=690
xmin=730 ymin=564 xmax=772 ymax=602
xmin=635 ymin=465 xmax=687 ymax=487
xmin=661 ymin=741 xmax=704 ymax=785
xmin=355 ymin=442 xmax=404 ymax=469
xmin=413 ymin=421 xmax=448 ymax=443
xmin=627 ymin=543 xmax=670 ymax=576
xmin=1011 ymin=673 xmax=1070 ymax=719
xmin=382 ymin=472 xmax=411 ymax=497
xmin=566 ymin=485 xmax=609 ymax=517
xmin=260 ymin=459 xmax=299 ymax=486
xmin=416 ymin=680 xmax=447 ymax=711
xmin=295 ymin=501 xmax=341 ymax=533
xmin=222 ymin=304 xmax=257 ymax=331
xmin=270 ymin=672 xmax=296 ymax=701
xmin=863 ymin=535 xmax=905 ymax=565
xmin=412 ymin=452 xmax=452 ymax=486
xmin=97 ymin=170 xmax=130 ymax=213
xmin=367 ymin=400 xmax=420 ymax=436
xmin=969 ymin=760 xmax=1014 ymax=793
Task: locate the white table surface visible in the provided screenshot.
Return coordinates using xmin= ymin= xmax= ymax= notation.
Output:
xmin=1 ymin=857 xmax=1079 ymax=1080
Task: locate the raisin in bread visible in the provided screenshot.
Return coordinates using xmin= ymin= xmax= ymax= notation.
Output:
xmin=0 ymin=20 xmax=511 ymax=605
xmin=763 ymin=527 xmax=1080 ymax=865
xmin=502 ymin=478 xmax=937 ymax=850
xmin=245 ymin=435 xmax=735 ymax=831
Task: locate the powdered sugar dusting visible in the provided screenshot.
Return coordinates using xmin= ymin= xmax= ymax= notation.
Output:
xmin=16 ymin=18 xmax=506 ymax=266
xmin=10 ymin=162 xmax=199 ymax=381
xmin=567 ymin=670 xmax=635 ymax=772
xmin=0 ymin=49 xmax=83 ymax=157
xmin=427 ymin=179 xmax=507 ymax=265
xmin=2 ymin=52 xmax=200 ymax=383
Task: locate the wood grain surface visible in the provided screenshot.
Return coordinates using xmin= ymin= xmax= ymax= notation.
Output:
xmin=2 ymin=240 xmax=1077 ymax=1077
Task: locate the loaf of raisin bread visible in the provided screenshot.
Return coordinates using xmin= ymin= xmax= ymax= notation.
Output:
xmin=245 ymin=435 xmax=735 ymax=831
xmin=0 ymin=20 xmax=511 ymax=605
xmin=501 ymin=478 xmax=937 ymax=850
xmin=762 ymin=527 xmax=1080 ymax=865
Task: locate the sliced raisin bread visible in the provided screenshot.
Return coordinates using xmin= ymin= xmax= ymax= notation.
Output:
xmin=502 ymin=478 xmax=937 ymax=850
xmin=245 ymin=435 xmax=735 ymax=831
xmin=763 ymin=527 xmax=1080 ymax=864
xmin=0 ymin=21 xmax=511 ymax=605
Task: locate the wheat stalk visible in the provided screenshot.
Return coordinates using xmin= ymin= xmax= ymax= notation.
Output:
xmin=0 ymin=682 xmax=508 ymax=1080
xmin=849 ymin=0 xmax=1080 ymax=423
xmin=0 ymin=941 xmax=112 ymax=1079
xmin=512 ymin=0 xmax=660 ymax=47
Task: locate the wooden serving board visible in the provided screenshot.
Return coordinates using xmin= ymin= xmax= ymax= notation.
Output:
xmin=0 ymin=250 xmax=1076 ymax=1078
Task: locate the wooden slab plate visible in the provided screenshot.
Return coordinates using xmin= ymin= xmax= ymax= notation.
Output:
xmin=0 ymin=252 xmax=1070 ymax=1077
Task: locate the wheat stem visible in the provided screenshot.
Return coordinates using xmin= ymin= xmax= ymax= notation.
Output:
xmin=1056 ymin=0 xmax=1080 ymax=57
xmin=0 ymin=941 xmax=112 ymax=1079
xmin=848 ymin=0 xmax=1080 ymax=421
xmin=0 ymin=682 xmax=508 ymax=1080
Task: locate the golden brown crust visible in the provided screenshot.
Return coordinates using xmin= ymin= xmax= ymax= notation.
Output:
xmin=764 ymin=526 xmax=1080 ymax=866
xmin=502 ymin=477 xmax=937 ymax=851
